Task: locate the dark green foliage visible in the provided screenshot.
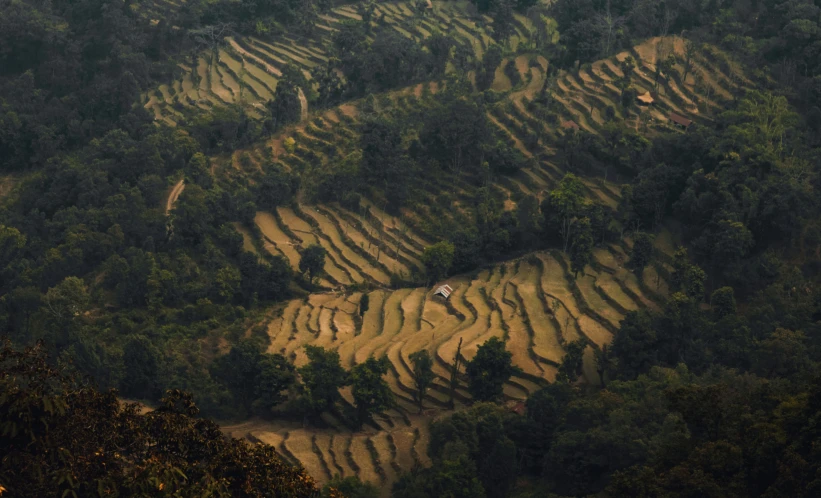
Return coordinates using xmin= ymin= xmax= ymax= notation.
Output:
xmin=710 ymin=287 xmax=736 ymax=319
xmin=298 ymin=345 xmax=348 ymax=415
xmin=253 ymin=353 xmax=297 ymax=415
xmin=0 ymin=342 xmax=325 ymax=498
xmin=629 ymin=232 xmax=654 ymax=277
xmin=321 ymin=475 xmax=379 ymax=498
xmin=421 ymin=241 xmax=455 ymax=282
xmin=350 ymin=356 xmax=394 ymax=428
xmin=556 ymin=339 xmax=586 ymax=383
xmin=121 ymin=335 xmax=162 ymax=401
xmin=409 ymin=349 xmax=435 ymax=413
xmin=466 ymin=337 xmax=515 ymax=402
xmin=299 ymin=244 xmax=326 ymax=284
xmin=210 ymin=340 xmax=264 ymax=414
xmin=569 ymin=217 xmax=594 ymax=277
xmin=671 ymin=248 xmax=707 ymax=300
xmin=359 ymin=293 xmax=370 ymax=317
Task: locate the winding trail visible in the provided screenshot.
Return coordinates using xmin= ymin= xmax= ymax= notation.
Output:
xmin=298 ymin=87 xmax=309 ymax=122
xmin=166 ymin=179 xmax=185 ymax=215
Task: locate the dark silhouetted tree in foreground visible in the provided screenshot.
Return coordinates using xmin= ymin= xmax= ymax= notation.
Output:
xmin=0 ymin=340 xmax=332 ymax=498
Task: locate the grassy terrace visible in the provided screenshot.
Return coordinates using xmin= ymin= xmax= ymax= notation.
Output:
xmin=140 ymin=1 xmax=535 ymax=124
xmin=146 ymin=3 xmax=753 ymax=490
xmin=232 ymin=243 xmax=667 ymax=492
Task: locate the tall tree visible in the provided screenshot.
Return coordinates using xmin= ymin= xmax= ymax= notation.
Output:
xmin=253 ymin=353 xmax=297 ymax=415
xmin=547 ymin=174 xmax=587 ymax=253
xmin=409 ymin=350 xmax=435 ymax=413
xmin=298 ymin=345 xmax=348 ymax=415
xmin=466 ymin=337 xmax=515 ymax=402
xmin=556 ymin=339 xmax=586 ymax=383
xmin=569 ymin=217 xmax=594 ymax=277
xmin=350 ymin=356 xmax=394 ymax=428
xmin=121 ymin=335 xmax=162 ymax=401
xmin=422 ymin=241 xmax=456 ymax=282
xmin=629 ymin=232 xmax=654 ymax=277
xmin=299 ymin=244 xmax=327 ymax=285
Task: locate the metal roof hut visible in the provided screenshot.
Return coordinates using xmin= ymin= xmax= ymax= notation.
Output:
xmin=561 ymin=120 xmax=580 ymax=131
xmin=669 ymin=112 xmax=693 ymax=129
xmin=637 ymin=91 xmax=655 ymax=106
xmin=433 ymin=284 xmax=453 ymax=300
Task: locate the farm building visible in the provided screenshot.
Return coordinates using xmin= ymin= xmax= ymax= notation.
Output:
xmin=561 ymin=120 xmax=580 ymax=131
xmin=433 ymin=284 xmax=453 ymax=299
xmin=669 ymin=112 xmax=693 ymax=129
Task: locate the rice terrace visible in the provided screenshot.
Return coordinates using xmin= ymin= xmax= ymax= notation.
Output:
xmin=3 ymin=0 xmax=819 ymax=496
xmin=148 ymin=0 xmax=739 ymax=490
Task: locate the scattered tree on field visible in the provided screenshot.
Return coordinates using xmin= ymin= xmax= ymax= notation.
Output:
xmin=628 ymin=232 xmax=654 ymax=277
xmin=300 ymin=244 xmax=327 ymax=284
xmin=350 ymin=356 xmax=394 ymax=428
xmin=448 ymin=338 xmax=464 ymax=409
xmin=466 ymin=337 xmax=515 ymax=402
xmin=409 ymin=350 xmax=435 ymax=413
xmin=569 ymin=217 xmax=594 ymax=277
xmin=546 ymin=173 xmax=587 ymax=253
xmin=359 ymin=292 xmax=370 ymax=317
xmin=556 ymin=339 xmax=586 ymax=383
xmin=298 ymin=345 xmax=348 ymax=415
xmin=422 ymin=241 xmax=456 ymax=282
xmin=253 ymin=353 xmax=297 ymax=414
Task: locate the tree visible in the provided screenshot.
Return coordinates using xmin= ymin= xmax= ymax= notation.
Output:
xmin=671 ymin=248 xmax=706 ymax=300
xmin=610 ymin=310 xmax=658 ymax=379
xmin=170 ymin=184 xmax=213 ymax=244
xmin=409 ymin=350 xmax=435 ymax=413
xmin=629 ymin=232 xmax=654 ymax=277
xmin=422 ymin=241 xmax=455 ymax=282
xmin=253 ymin=353 xmax=296 ymax=415
xmin=299 ymin=244 xmax=326 ymax=284
xmin=710 ymin=287 xmax=736 ymax=318
xmin=322 ymin=475 xmax=379 ymax=498
xmin=210 ymin=340 xmax=264 ymax=414
xmin=298 ymin=345 xmax=348 ymax=415
xmin=492 ymin=0 xmax=515 ymax=44
xmin=350 ymin=356 xmax=394 ymax=428
xmin=0 ymin=341 xmax=326 ymax=498
xmin=556 ymin=339 xmax=586 ymax=383
xmin=466 ymin=337 xmax=515 ymax=402
xmin=681 ymin=40 xmax=697 ymax=83
xmin=43 ymin=277 xmax=90 ymax=346
xmin=121 ymin=335 xmax=162 ymax=401
xmin=547 ymin=174 xmax=586 ymax=253
xmin=569 ymin=217 xmax=594 ymax=277
xmin=359 ymin=292 xmax=370 ymax=317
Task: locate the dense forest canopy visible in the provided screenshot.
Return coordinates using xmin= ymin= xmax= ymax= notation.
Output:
xmin=2 ymin=0 xmax=821 ymax=496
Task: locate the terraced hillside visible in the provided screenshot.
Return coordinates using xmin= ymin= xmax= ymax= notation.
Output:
xmin=545 ymin=36 xmax=752 ymax=134
xmin=251 ymin=203 xmax=429 ymax=288
xmin=225 ymin=242 xmax=671 ymax=494
xmin=142 ymin=1 xmax=536 ymax=125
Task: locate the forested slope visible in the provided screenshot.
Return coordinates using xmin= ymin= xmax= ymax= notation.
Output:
xmin=3 ymin=0 xmax=821 ymax=497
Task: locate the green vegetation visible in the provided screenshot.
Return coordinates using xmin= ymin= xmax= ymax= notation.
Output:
xmin=5 ymin=0 xmax=821 ymax=495
xmin=0 ymin=341 xmax=330 ymax=498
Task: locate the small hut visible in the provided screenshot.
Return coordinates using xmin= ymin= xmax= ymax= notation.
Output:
xmin=637 ymin=91 xmax=655 ymax=106
xmin=669 ymin=112 xmax=693 ymax=130
xmin=561 ymin=120 xmax=580 ymax=131
xmin=433 ymin=284 xmax=453 ymax=300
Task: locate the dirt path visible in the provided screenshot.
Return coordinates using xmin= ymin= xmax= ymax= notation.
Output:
xmin=166 ymin=179 xmax=185 ymax=215
xmin=298 ymin=87 xmax=308 ymax=122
